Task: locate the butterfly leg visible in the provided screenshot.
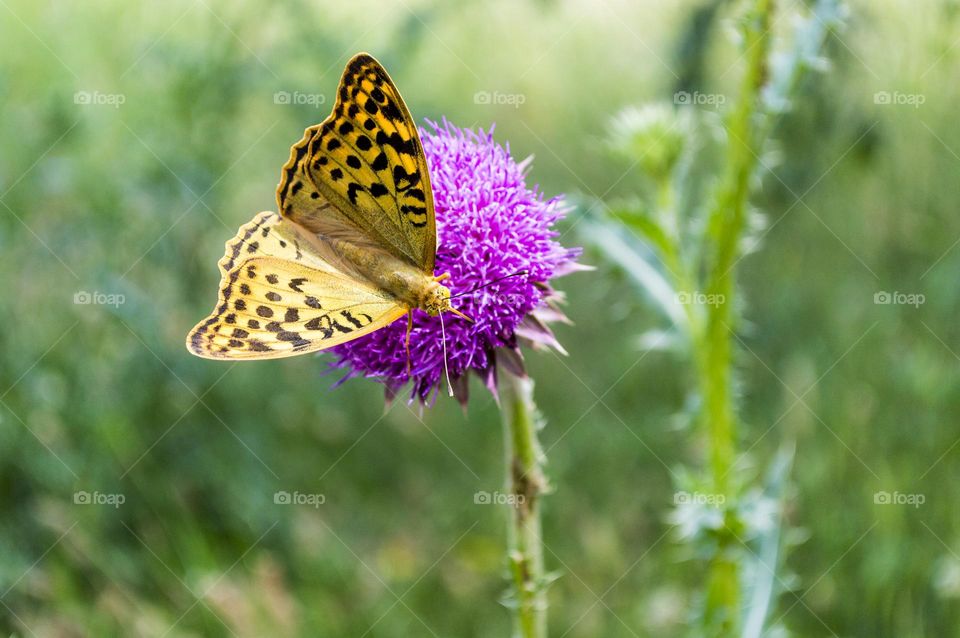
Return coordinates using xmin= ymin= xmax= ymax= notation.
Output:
xmin=434 ymin=272 xmax=451 ymax=282
xmin=405 ymin=309 xmax=414 ymax=373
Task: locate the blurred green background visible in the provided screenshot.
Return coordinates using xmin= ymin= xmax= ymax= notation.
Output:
xmin=1 ymin=0 xmax=958 ymax=635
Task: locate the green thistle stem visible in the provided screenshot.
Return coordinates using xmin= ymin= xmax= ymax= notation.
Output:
xmin=698 ymin=0 xmax=773 ymax=634
xmin=498 ymin=365 xmax=548 ymax=638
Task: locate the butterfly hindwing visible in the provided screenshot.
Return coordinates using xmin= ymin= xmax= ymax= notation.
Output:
xmin=187 ymin=212 xmax=406 ymax=360
xmin=214 ymin=210 xmax=330 ymax=277
xmin=276 ymin=53 xmax=437 ymax=272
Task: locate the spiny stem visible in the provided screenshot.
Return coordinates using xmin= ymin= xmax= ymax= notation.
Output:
xmin=498 ymin=365 xmax=548 ymax=638
xmin=698 ymin=0 xmax=774 ymax=634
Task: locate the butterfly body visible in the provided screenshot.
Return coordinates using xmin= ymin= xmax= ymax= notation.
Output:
xmin=319 ymin=232 xmax=453 ymax=316
xmin=187 ymin=53 xmax=465 ymax=361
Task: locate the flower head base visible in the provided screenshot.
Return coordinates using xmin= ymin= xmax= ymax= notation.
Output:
xmin=330 ymin=119 xmax=583 ymax=405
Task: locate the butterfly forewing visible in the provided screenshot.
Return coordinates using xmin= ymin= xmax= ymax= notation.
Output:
xmin=189 ymin=53 xmax=439 ymax=361
xmin=276 ymin=53 xmax=437 ymax=272
xmin=187 ymin=212 xmax=406 ymax=360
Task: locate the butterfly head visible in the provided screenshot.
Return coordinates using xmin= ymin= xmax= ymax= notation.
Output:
xmin=421 ymin=278 xmax=473 ymax=322
xmin=422 ymin=283 xmax=453 ymax=316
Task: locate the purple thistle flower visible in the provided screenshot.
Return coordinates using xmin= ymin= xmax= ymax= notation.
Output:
xmin=330 ymin=119 xmax=583 ymax=405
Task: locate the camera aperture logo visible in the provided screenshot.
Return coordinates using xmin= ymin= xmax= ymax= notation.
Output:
xmin=274 ymin=490 xmax=325 ymax=508
xmin=273 ymin=91 xmax=326 ymax=108
xmin=74 ymin=290 xmax=125 ymax=307
xmin=874 ymin=291 xmax=924 ymax=307
xmin=874 ymin=490 xmax=924 ymax=508
xmin=474 ymin=490 xmax=526 ymax=506
xmin=74 ymin=490 xmax=125 ymax=508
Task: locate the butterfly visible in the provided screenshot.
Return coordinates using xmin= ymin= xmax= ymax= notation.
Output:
xmin=186 ymin=53 xmax=469 ymax=361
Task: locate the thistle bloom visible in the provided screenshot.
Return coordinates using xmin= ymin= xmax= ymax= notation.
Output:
xmin=330 ymin=119 xmax=582 ymax=405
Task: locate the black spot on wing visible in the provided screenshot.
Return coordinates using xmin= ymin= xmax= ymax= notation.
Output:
xmin=304 ymin=316 xmax=333 ymax=338
xmin=392 ymin=165 xmax=420 ymax=191
xmin=375 ymin=131 xmax=416 ymax=157
xmin=371 ymin=152 xmax=388 ymax=171
xmin=248 ymin=340 xmax=273 ymax=352
xmin=277 ymin=331 xmax=308 ymax=348
xmin=340 ymin=310 xmax=372 ymax=329
xmin=347 ymin=182 xmax=364 ymax=205
xmin=381 ymin=100 xmax=403 ymax=123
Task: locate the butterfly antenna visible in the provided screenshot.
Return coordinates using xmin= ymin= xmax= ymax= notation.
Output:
xmin=439 ymin=311 xmax=454 ymax=397
xmin=449 ymin=270 xmax=529 ymax=300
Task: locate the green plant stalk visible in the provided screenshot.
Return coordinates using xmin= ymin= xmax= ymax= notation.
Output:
xmin=698 ymin=0 xmax=773 ymax=634
xmin=498 ymin=365 xmax=548 ymax=638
